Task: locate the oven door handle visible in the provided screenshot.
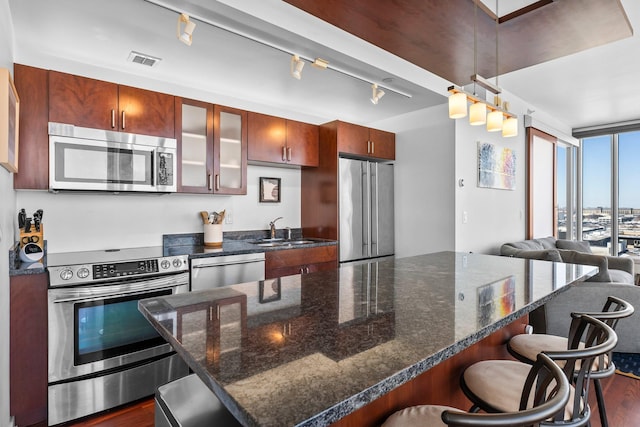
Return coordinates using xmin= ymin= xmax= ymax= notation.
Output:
xmin=49 ymin=272 xmax=189 ymax=304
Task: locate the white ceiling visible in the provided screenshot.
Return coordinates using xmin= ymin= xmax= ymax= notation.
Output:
xmin=7 ymin=0 xmax=640 ymax=131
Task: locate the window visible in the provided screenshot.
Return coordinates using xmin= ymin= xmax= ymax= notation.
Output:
xmin=581 ymin=135 xmax=612 ymax=255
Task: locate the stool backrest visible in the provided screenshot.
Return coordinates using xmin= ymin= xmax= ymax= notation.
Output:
xmin=442 ymin=353 xmax=569 ymax=427
xmin=544 ymin=314 xmax=617 ymax=425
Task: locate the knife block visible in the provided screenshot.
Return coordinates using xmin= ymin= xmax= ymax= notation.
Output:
xmin=20 ymin=224 xmax=44 ymax=250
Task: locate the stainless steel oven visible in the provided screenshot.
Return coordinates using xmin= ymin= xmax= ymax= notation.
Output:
xmin=47 ymin=247 xmax=190 ymax=426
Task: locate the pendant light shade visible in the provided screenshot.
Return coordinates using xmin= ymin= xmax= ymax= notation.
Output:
xmin=469 ymin=102 xmax=486 ymax=126
xmin=448 ymin=92 xmax=467 ymax=118
xmin=502 ymin=116 xmax=518 ymax=137
xmin=486 ymin=110 xmax=503 ymax=132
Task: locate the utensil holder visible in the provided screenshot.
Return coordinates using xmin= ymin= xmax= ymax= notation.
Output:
xmin=204 ymin=224 xmax=223 ymax=248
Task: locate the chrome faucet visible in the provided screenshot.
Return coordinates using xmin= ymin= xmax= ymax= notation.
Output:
xmin=269 ymin=217 xmax=283 ymax=239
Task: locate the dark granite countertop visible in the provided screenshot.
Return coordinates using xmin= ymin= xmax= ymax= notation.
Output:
xmin=162 ymin=231 xmax=337 ymax=259
xmin=139 ymin=251 xmax=597 ymax=427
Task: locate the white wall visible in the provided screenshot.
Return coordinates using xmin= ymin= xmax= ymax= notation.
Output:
xmin=0 ymin=0 xmax=14 ymax=424
xmin=17 ymin=165 xmax=300 ymax=253
xmin=374 ymin=104 xmax=455 ymax=257
xmin=454 ymin=90 xmax=530 ymax=254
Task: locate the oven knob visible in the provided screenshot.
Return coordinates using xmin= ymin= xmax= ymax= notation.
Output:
xmin=160 ymin=260 xmax=171 ymax=269
xmin=60 ymin=269 xmax=73 ymax=281
xmin=173 ymin=259 xmax=183 ymax=268
xmin=77 ymin=267 xmax=90 ymax=279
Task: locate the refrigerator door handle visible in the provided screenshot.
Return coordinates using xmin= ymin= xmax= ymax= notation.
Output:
xmin=371 ymin=162 xmax=379 ymax=256
xmin=361 ymin=162 xmax=369 ymax=255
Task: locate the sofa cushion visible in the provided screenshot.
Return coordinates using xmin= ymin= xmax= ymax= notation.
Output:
xmin=604 ymin=269 xmax=634 ymax=285
xmin=536 ymin=236 xmax=558 ymax=249
xmin=512 ymin=249 xmax=563 ymax=263
xmin=501 ymin=240 xmax=545 ymax=256
xmin=556 ymin=239 xmax=593 ymax=254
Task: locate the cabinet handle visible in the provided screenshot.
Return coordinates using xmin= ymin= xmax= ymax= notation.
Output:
xmin=111 ymin=109 xmax=116 ymax=128
xmin=371 ymin=141 xmax=375 ymax=153
xmin=282 ymin=146 xmax=287 ymax=162
xmin=287 ymin=147 xmax=292 ymax=162
xmin=306 ymin=266 xmax=310 ymax=274
xmin=208 ymin=173 xmax=213 ymax=191
xmin=121 ymin=111 xmax=126 ymax=130
xmin=367 ymin=140 xmax=371 ymax=153
xmin=215 ymin=174 xmax=220 ymax=191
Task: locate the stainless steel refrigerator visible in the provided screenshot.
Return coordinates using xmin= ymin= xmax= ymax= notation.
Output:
xmin=339 ymin=157 xmax=394 ymax=263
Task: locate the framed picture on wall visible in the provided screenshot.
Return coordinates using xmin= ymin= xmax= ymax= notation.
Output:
xmin=259 ymin=177 xmax=281 ymax=203
xmin=0 ymin=68 xmax=20 ymax=173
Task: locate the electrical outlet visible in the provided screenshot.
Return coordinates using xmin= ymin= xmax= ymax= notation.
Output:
xmin=225 ymin=211 xmax=233 ymax=224
xmin=462 ymin=211 xmax=468 ymax=224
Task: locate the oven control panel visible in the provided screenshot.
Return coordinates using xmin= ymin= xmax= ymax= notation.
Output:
xmin=48 ymin=255 xmax=189 ymax=287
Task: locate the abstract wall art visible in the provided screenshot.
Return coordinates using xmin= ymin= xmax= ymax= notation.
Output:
xmin=477 ymin=141 xmax=516 ymax=190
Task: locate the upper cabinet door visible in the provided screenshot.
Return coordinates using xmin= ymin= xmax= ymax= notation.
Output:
xmin=49 ymin=71 xmax=118 ymax=130
xmin=368 ymin=128 xmax=395 ymax=160
xmin=247 ymin=112 xmax=286 ymax=164
xmin=118 ymin=85 xmax=175 ymax=138
xmin=214 ymin=105 xmax=247 ymax=195
xmin=286 ymin=120 xmax=319 ymax=167
xmin=336 ymin=121 xmax=370 ymax=157
xmin=14 ymin=64 xmax=49 ymax=190
xmin=177 ymin=98 xmax=214 ymax=194
xmin=49 ymin=72 xmax=174 ymax=137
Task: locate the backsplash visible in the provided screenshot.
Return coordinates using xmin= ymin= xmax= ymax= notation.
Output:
xmin=16 ymin=165 xmax=301 ymax=253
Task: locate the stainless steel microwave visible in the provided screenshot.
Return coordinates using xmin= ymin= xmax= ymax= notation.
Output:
xmin=49 ymin=122 xmax=177 ymax=193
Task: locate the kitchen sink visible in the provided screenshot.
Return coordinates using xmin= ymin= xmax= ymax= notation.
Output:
xmin=252 ymin=239 xmax=315 ymax=247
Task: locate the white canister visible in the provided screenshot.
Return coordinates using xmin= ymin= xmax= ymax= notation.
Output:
xmin=204 ymin=224 xmax=223 ymax=247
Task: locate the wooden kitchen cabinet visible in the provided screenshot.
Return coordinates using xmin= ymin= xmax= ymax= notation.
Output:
xmin=49 ymin=70 xmax=175 ymax=138
xmin=265 ymin=245 xmax=337 ymax=279
xmin=335 ymin=120 xmax=395 ymax=160
xmin=247 ymin=112 xmax=286 ymax=163
xmin=176 ymin=98 xmax=247 ymax=195
xmin=214 ymin=105 xmax=248 ymax=195
xmin=176 ymin=97 xmax=214 ymax=193
xmin=13 ymin=64 xmax=49 ymax=190
xmin=247 ymin=112 xmax=319 ymax=167
xmin=286 ymin=119 xmax=319 ymax=167
xmin=10 ymin=273 xmax=48 ymax=427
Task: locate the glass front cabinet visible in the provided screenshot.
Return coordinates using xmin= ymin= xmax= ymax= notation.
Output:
xmin=177 ymin=98 xmax=247 ymax=195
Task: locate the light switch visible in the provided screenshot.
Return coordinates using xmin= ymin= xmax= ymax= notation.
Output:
xmin=225 ymin=211 xmax=233 ymax=224
xmin=462 ymin=211 xmax=468 ymax=224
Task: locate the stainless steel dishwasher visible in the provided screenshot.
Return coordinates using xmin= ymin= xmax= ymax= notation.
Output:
xmin=190 ymin=253 xmax=266 ymax=291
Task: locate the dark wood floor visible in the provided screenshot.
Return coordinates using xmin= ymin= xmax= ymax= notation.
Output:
xmin=66 ymin=373 xmax=640 ymax=427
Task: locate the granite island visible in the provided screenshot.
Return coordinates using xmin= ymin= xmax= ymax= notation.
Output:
xmin=139 ymin=251 xmax=597 ymax=427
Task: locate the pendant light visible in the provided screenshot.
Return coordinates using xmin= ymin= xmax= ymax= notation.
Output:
xmin=502 ymin=116 xmax=518 ymax=137
xmin=469 ymin=2 xmax=486 ymax=126
xmin=449 ymin=92 xmax=467 ymax=118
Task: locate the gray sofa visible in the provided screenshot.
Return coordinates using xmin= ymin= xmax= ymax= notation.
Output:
xmin=502 ymin=236 xmax=639 ymax=352
xmin=501 ymin=236 xmax=634 ymax=284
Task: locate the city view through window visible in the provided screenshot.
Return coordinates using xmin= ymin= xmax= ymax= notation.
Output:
xmin=560 ymin=131 xmax=640 ymax=255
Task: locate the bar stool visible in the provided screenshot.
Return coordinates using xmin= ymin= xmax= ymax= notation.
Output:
xmin=461 ymin=314 xmax=617 ymax=426
xmin=508 ymin=296 xmax=633 ymax=427
xmin=382 ymin=353 xmax=569 ymax=427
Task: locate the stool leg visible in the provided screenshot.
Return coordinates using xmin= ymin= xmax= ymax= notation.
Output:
xmin=594 ymin=378 xmax=608 ymax=427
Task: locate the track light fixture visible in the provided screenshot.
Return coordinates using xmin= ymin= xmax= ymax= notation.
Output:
xmin=177 ymin=13 xmax=196 ymax=46
xmin=145 ymin=1 xmax=413 ymax=101
xmin=290 ymin=55 xmax=305 ymax=80
xmin=370 ymin=84 xmax=385 ymax=105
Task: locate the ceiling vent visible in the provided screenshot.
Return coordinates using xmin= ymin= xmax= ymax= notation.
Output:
xmin=127 ymin=51 xmax=161 ymax=67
